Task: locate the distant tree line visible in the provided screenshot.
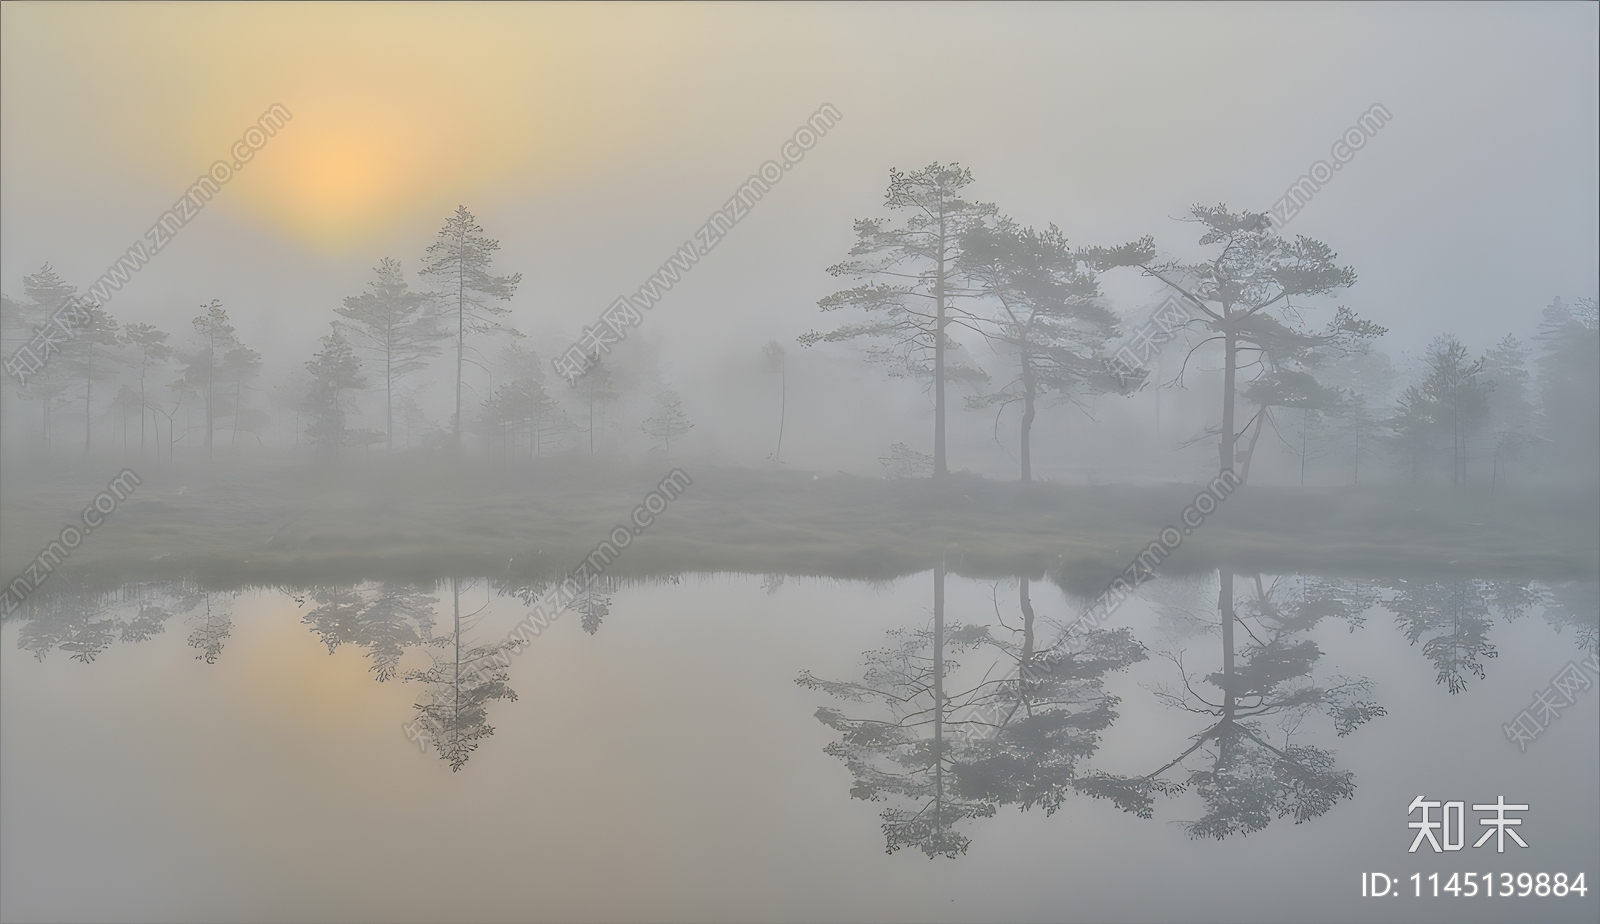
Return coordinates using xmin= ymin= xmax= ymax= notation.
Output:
xmin=2 ymin=184 xmax=1594 ymax=486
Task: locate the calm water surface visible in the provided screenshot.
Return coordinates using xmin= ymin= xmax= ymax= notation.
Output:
xmin=3 ymin=571 xmax=1596 ymax=923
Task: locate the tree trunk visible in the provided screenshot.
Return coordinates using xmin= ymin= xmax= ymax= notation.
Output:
xmin=139 ymin=360 xmax=147 ymax=455
xmin=386 ymin=350 xmax=394 ymax=453
xmin=206 ymin=333 xmax=215 ymax=460
xmin=1019 ymin=577 xmax=1035 ymax=680
xmin=454 ymin=230 xmax=465 ymax=453
xmin=1238 ymin=411 xmax=1267 ymax=485
xmin=1219 ymin=330 xmax=1237 ymax=477
xmin=1219 ymin=567 xmax=1235 ymax=716
xmin=1019 ymin=358 xmax=1036 ymax=483
xmin=934 ymin=225 xmax=948 ymax=481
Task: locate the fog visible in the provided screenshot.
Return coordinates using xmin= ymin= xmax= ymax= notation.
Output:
xmin=1 ymin=4 xmax=1596 ymax=924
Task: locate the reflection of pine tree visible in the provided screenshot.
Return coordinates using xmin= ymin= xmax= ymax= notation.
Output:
xmin=958 ymin=583 xmax=1146 ymax=815
xmin=16 ymin=588 xmax=120 ymax=664
xmin=1541 ymin=582 xmax=1598 ymax=653
xmin=302 ymin=583 xmax=437 ymax=681
xmin=123 ymin=582 xmax=204 ymax=644
xmin=12 ymin=582 xmax=201 ymax=662
xmin=1386 ymin=579 xmax=1538 ymax=693
xmin=186 ymin=592 xmax=235 ymax=664
xmin=120 ymin=603 xmax=175 ymax=643
xmin=573 ymin=576 xmax=612 ymax=635
xmin=403 ymin=578 xmax=517 ymax=771
xmin=1083 ymin=573 xmax=1384 ymax=837
xmin=798 ymin=568 xmax=1143 ymax=856
xmin=797 ymin=566 xmax=991 ymax=857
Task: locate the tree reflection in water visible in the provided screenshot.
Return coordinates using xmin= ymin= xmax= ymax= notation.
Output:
xmin=798 ymin=564 xmax=1145 ymax=857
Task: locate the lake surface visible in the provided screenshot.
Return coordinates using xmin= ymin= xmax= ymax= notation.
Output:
xmin=3 ymin=569 xmax=1596 ymax=923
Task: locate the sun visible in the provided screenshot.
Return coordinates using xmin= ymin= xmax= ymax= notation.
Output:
xmin=236 ymin=101 xmax=461 ymax=251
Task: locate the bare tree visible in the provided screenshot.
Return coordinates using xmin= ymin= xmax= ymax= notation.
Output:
xmin=760 ymin=339 xmax=787 ymax=461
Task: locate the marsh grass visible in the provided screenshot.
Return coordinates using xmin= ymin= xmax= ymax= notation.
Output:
xmin=2 ymin=456 xmax=1594 ymax=605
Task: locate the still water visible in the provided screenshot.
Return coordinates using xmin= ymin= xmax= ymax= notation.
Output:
xmin=3 ymin=570 xmax=1596 ymax=923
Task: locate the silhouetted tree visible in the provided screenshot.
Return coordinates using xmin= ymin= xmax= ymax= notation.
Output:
xmin=802 ymin=163 xmax=996 ymax=480
xmin=11 ymin=582 xmax=201 ymax=663
xmin=122 ymin=322 xmax=172 ymax=455
xmin=640 ymin=389 xmax=693 ymax=459
xmin=178 ymin=301 xmax=260 ymax=459
xmin=1534 ymin=296 xmax=1599 ymax=480
xmin=570 ymin=351 xmax=619 ymax=458
xmin=59 ymin=302 xmax=121 ymax=456
xmin=955 ymin=578 xmax=1147 ymax=815
xmin=1089 ymin=206 xmax=1380 ymax=481
xmin=336 ymin=258 xmax=442 ymax=452
xmin=17 ymin=265 xmax=80 ymax=453
xmin=1417 ymin=335 xmax=1491 ymax=485
xmin=1540 ymin=581 xmax=1598 ymax=653
xmin=303 ymin=327 xmax=366 ymax=460
xmin=1481 ymin=334 xmax=1535 ymax=491
xmin=959 ymin=219 xmax=1127 ymax=482
xmin=420 ymin=206 xmax=521 ymax=451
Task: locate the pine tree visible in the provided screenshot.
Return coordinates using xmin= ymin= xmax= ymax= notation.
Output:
xmin=420 ymin=206 xmax=521 ymax=452
xmin=1087 ymin=206 xmax=1379 ymax=482
xmin=1534 ymin=296 xmax=1599 ymax=480
xmin=178 ymin=301 xmax=260 ymax=459
xmin=1418 ymin=335 xmax=1491 ymax=486
xmin=336 ymin=258 xmax=441 ymax=452
xmin=1482 ymin=334 xmax=1534 ymax=490
xmin=803 ymin=164 xmax=996 ymax=480
xmin=303 ymin=327 xmax=366 ymax=460
xmin=959 ymin=218 xmax=1125 ymax=482
xmin=640 ymin=389 xmax=693 ymax=459
xmin=18 ymin=265 xmax=79 ymax=453
xmin=122 ymin=323 xmax=172 ymax=456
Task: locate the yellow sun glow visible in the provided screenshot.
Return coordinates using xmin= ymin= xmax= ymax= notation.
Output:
xmin=3 ymin=2 xmax=762 ymax=251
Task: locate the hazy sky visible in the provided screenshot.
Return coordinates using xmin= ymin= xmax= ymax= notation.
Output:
xmin=2 ymin=2 xmax=1596 ymax=426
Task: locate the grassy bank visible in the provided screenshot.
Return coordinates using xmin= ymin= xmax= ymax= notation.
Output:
xmin=2 ymin=457 xmax=1596 ymax=601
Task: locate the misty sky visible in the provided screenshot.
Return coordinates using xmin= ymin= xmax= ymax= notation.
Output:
xmin=2 ymin=2 xmax=1596 ymax=455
